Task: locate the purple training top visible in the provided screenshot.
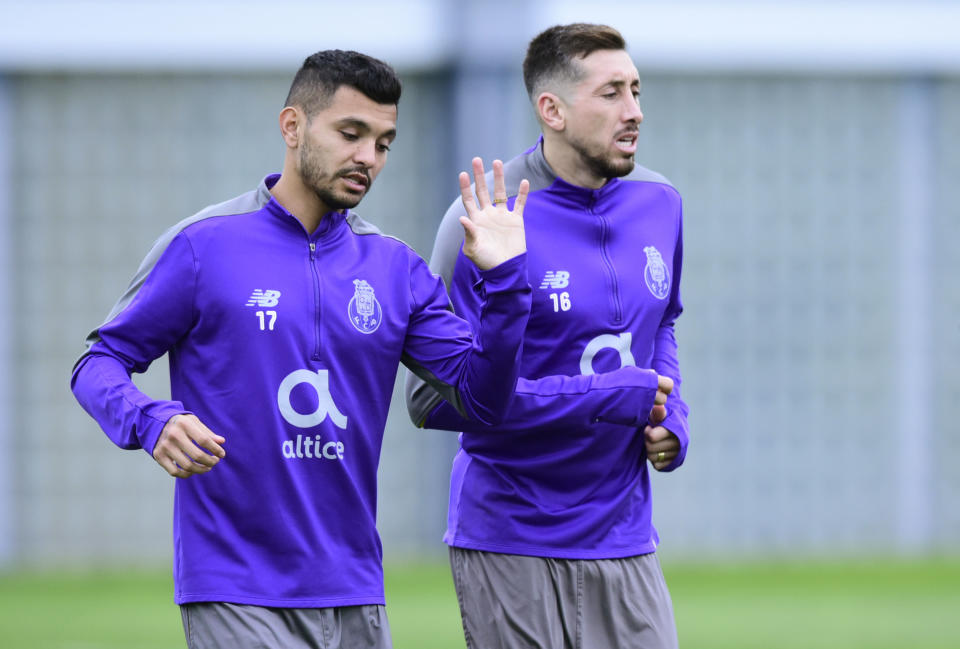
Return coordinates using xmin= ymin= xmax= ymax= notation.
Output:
xmin=406 ymin=139 xmax=689 ymax=559
xmin=71 ymin=174 xmax=532 ymax=607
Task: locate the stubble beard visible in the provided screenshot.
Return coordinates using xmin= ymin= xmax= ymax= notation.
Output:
xmin=569 ymin=135 xmax=635 ymax=182
xmin=298 ymin=141 xmax=366 ymax=211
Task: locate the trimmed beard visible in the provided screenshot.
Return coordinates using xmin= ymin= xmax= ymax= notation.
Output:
xmin=570 ymin=137 xmax=635 ymax=182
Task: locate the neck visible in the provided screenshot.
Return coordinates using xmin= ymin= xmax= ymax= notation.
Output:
xmin=541 ymin=134 xmax=607 ymax=190
xmin=269 ymin=164 xmax=331 ymax=234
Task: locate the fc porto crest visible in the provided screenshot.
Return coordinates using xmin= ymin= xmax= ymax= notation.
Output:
xmin=642 ymin=246 xmax=671 ymax=300
xmin=348 ymin=279 xmax=382 ymax=334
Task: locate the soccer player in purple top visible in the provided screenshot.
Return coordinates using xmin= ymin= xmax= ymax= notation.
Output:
xmin=71 ymin=50 xmax=533 ymax=649
xmin=406 ymin=24 xmax=689 ymax=649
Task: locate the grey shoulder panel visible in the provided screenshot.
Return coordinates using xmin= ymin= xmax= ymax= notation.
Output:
xmin=345 ymin=211 xmax=429 ymax=263
xmin=83 ymin=184 xmax=269 ymax=350
xmin=625 ymin=164 xmax=675 ymax=189
xmin=509 ymin=139 xmax=559 ymax=194
xmin=343 ymin=211 xmax=383 ymax=237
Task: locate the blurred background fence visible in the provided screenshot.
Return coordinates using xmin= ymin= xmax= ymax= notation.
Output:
xmin=0 ymin=0 xmax=957 ymax=568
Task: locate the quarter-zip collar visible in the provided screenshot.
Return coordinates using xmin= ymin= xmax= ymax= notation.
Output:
xmin=528 ymin=137 xmax=624 ymax=210
xmin=548 ymin=175 xmax=623 ymax=210
xmin=259 ymin=173 xmax=349 ymax=242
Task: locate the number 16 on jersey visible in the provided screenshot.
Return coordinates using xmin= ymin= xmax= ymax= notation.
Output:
xmin=549 ymin=292 xmax=571 ymax=312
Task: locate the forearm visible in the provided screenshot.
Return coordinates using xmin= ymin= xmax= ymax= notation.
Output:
xmin=651 ymin=323 xmax=689 ymax=470
xmin=417 ymin=365 xmax=661 ymax=434
xmin=71 ymin=351 xmax=187 ymax=454
xmin=437 ymin=254 xmax=532 ymax=425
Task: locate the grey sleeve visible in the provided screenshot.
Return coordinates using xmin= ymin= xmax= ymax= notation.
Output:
xmin=427 ymin=198 xmax=467 ymax=284
xmin=404 ymin=197 xmax=469 ymax=426
xmin=80 ymin=187 xmax=265 ymax=354
xmin=403 ymin=152 xmax=535 ymax=426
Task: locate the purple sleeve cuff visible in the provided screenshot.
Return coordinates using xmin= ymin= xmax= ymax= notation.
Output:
xmin=474 ymin=253 xmax=529 ymax=295
xmin=138 ymin=404 xmax=192 ymax=456
xmin=658 ymin=406 xmax=689 ymax=472
xmin=591 ymin=366 xmax=661 ymax=427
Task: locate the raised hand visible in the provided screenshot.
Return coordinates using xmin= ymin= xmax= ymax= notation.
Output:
xmin=458 ymin=157 xmax=529 ymax=270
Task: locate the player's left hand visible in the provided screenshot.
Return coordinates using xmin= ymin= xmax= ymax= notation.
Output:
xmin=458 ymin=157 xmax=529 ymax=270
xmin=644 ymin=425 xmax=680 ymax=471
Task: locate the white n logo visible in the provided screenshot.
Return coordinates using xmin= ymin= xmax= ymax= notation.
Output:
xmin=277 ymin=369 xmax=348 ymax=429
xmin=247 ymin=289 xmax=281 ymax=307
xmin=539 ymin=271 xmax=570 ymax=289
xmin=580 ymin=332 xmax=635 ymax=375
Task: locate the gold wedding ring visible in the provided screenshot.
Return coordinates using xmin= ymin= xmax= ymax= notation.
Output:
xmin=656 ymin=451 xmax=666 ymax=462
xmin=493 ymin=198 xmax=507 ymax=205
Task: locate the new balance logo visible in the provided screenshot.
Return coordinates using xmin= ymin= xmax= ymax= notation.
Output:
xmin=246 ymin=289 xmax=281 ymax=307
xmin=539 ymin=271 xmax=570 ymax=289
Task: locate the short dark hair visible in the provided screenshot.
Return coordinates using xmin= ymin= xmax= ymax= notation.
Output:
xmin=522 ymin=24 xmax=627 ymax=99
xmin=284 ymin=49 xmax=402 ymax=117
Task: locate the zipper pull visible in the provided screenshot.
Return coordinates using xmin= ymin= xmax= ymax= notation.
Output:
xmin=309 ymin=242 xmax=316 ymax=259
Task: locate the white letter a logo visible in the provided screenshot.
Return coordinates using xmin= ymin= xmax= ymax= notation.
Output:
xmin=277 ymin=369 xmax=348 ymax=429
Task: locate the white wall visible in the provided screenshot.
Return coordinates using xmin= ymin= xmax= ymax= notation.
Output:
xmin=1 ymin=1 xmax=959 ymax=73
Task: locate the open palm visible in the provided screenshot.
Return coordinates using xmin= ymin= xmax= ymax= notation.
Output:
xmin=459 ymin=158 xmax=529 ymax=270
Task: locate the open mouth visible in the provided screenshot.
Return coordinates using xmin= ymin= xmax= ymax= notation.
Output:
xmin=614 ymin=131 xmax=638 ymax=154
xmin=340 ymin=171 xmax=370 ymax=193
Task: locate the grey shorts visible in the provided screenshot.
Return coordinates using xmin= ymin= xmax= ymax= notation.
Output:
xmin=180 ymin=601 xmax=392 ymax=649
xmin=449 ymin=547 xmax=678 ymax=649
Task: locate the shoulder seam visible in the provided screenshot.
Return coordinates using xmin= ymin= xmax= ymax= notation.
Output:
xmin=346 ymin=212 xmax=422 ymax=256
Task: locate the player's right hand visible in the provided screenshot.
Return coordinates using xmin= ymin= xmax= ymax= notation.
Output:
xmin=649 ymin=375 xmax=673 ymax=424
xmin=152 ymin=413 xmax=226 ymax=478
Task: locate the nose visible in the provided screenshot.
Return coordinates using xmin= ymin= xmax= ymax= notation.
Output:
xmin=624 ymin=97 xmax=643 ymax=124
xmin=353 ymin=139 xmax=377 ymax=168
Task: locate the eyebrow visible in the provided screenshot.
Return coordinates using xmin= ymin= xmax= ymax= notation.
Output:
xmin=594 ymin=78 xmax=642 ymax=95
xmin=335 ymin=117 xmax=397 ymax=141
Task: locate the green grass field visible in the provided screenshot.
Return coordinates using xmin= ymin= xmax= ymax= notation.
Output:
xmin=1 ymin=559 xmax=957 ymax=648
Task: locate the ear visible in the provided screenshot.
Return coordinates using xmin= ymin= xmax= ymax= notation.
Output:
xmin=278 ymin=106 xmax=302 ymax=148
xmin=536 ymin=92 xmax=565 ymax=133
